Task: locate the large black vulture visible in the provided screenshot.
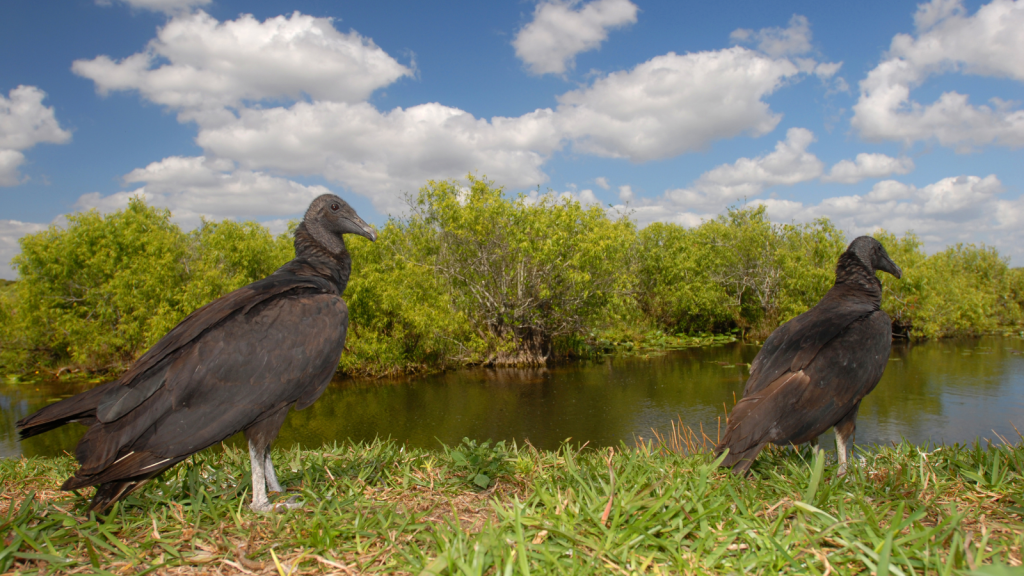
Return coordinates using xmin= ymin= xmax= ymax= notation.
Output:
xmin=715 ymin=236 xmax=902 ymax=475
xmin=17 ymin=194 xmax=376 ymax=512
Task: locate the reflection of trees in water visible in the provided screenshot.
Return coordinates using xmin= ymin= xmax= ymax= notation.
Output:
xmin=861 ymin=337 xmax=1022 ymax=435
xmin=1 ymin=379 xmax=98 ymax=459
xmin=276 ymin=344 xmax=762 ymax=451
xmin=7 ymin=338 xmax=1024 ymax=457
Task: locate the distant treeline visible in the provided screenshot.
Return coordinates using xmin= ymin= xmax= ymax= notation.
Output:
xmin=2 ymin=177 xmax=1022 ymax=377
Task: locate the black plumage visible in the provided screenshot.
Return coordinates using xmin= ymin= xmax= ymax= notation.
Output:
xmin=17 ymin=194 xmax=376 ymax=512
xmin=715 ymin=236 xmax=902 ymax=474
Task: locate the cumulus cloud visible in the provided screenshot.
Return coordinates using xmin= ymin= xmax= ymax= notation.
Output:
xmin=74 ymin=156 xmax=332 ymax=229
xmin=0 ymin=220 xmax=48 ymax=279
xmin=730 ymin=15 xmax=813 ymax=58
xmin=822 ymin=153 xmax=915 ymax=184
xmin=0 ymin=150 xmax=26 ymax=187
xmin=617 ymin=184 xmax=634 ymax=202
xmin=662 ymin=127 xmax=823 ymax=213
xmin=604 ymin=130 xmax=924 ymax=232
xmin=513 ymin=0 xmax=638 ymax=76
xmin=70 ymin=10 xmax=825 ymax=214
xmin=521 ymin=186 xmax=602 ymax=207
xmin=0 ymin=85 xmax=71 ymax=186
xmin=195 ymin=101 xmax=562 ymax=214
xmin=101 ymin=0 xmax=211 ymax=14
xmin=755 ymin=174 xmax=1024 ymax=259
xmin=602 ymin=128 xmax=821 ymax=226
xmin=556 ymin=48 xmax=801 ymax=161
xmin=851 ymin=0 xmax=1024 ymax=149
xmin=594 ymin=176 xmax=609 ymax=189
xmin=72 ymin=10 xmax=412 ymax=122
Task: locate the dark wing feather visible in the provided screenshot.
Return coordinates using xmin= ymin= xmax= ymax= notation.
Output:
xmin=719 ymin=310 xmax=892 ymax=471
xmin=65 ymin=292 xmax=347 ymax=485
xmin=96 ymin=365 xmax=168 ymax=423
xmin=295 ymin=303 xmax=347 ymax=410
xmin=16 ymin=274 xmax=336 ymax=438
xmin=744 ymin=291 xmax=876 ymax=397
xmin=16 ymin=381 xmax=115 ymax=439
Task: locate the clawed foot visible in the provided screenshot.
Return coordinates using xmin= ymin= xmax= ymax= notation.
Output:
xmin=250 ymin=494 xmax=304 ymax=513
xmin=273 ymin=495 xmax=304 ymax=511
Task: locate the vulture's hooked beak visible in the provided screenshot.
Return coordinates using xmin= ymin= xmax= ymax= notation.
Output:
xmin=879 ymin=255 xmax=902 ymax=279
xmin=340 ymin=214 xmax=378 ymax=242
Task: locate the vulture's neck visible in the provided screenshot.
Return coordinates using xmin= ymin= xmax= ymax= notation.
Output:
xmin=281 ymin=222 xmax=352 ymax=293
xmin=831 ymin=252 xmax=882 ymax=304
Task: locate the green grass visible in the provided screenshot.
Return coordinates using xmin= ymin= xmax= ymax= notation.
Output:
xmin=1 ymin=437 xmax=1022 ymax=575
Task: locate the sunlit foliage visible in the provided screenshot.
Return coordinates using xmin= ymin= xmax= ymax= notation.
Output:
xmin=637 ymin=206 xmax=848 ymax=338
xmin=876 ymin=231 xmax=1024 ymax=338
xmin=1 ymin=183 xmax=1021 ymax=377
xmin=3 ymin=199 xmax=293 ymax=372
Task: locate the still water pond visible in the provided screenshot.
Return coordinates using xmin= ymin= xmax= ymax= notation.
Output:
xmin=3 ymin=336 xmax=1024 ymax=459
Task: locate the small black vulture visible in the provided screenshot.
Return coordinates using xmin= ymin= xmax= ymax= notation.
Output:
xmin=17 ymin=194 xmax=376 ymax=512
xmin=715 ymin=236 xmax=902 ymax=475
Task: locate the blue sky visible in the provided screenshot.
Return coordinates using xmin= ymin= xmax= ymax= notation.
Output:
xmin=2 ymin=0 xmax=1023 ymax=278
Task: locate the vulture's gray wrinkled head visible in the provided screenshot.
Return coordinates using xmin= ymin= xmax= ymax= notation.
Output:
xmin=303 ymin=194 xmax=377 ymax=254
xmin=846 ymin=236 xmax=901 ymax=279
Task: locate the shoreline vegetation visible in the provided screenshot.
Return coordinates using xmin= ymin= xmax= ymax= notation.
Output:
xmin=1 ymin=434 xmax=1022 ymax=574
xmin=1 ymin=176 xmax=1023 ymax=380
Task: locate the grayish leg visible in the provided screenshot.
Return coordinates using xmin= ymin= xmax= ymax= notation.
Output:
xmin=264 ymin=450 xmax=283 ymax=493
xmin=834 ymin=403 xmax=860 ymax=477
xmin=248 ymin=440 xmax=272 ymax=512
xmin=244 ymin=406 xmax=301 ymax=512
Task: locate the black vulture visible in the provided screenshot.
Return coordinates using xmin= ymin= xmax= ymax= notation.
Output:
xmin=715 ymin=236 xmax=902 ymax=475
xmin=16 ymin=194 xmax=376 ymax=512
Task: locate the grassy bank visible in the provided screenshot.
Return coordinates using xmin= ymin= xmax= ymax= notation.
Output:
xmin=2 ymin=437 xmax=1022 ymax=574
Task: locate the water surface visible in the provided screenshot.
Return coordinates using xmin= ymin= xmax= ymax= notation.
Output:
xmin=3 ymin=336 xmax=1023 ymax=459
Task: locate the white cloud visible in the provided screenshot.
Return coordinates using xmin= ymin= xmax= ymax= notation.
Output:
xmin=618 ymin=184 xmax=634 ymax=202
xmin=556 ymin=48 xmax=801 ymax=161
xmin=602 ymin=128 xmax=821 ymax=226
xmin=102 ymin=0 xmax=211 ymax=14
xmin=74 ymin=156 xmax=332 ymax=229
xmin=730 ymin=15 xmax=813 ymax=58
xmin=520 ymin=187 xmax=601 ymax=207
xmin=0 ymin=220 xmax=48 ymax=279
xmin=594 ymin=176 xmax=609 ymax=189
xmin=0 ymin=86 xmax=71 ymax=150
xmin=195 ymin=101 xmax=562 ymax=214
xmin=662 ymin=127 xmax=822 ymax=213
xmin=822 ymin=153 xmax=915 ymax=184
xmin=70 ymin=10 xmax=825 ymax=215
xmin=513 ymin=0 xmax=638 ymax=76
xmin=0 ymin=85 xmax=71 ymax=187
xmin=756 ymin=174 xmax=1024 ymax=259
xmin=72 ymin=11 xmax=412 ymax=122
xmin=851 ymin=0 xmax=1024 ymax=149
xmin=0 ymin=150 xmax=26 ymax=187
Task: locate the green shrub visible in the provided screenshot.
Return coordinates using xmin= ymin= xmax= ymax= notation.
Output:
xmin=2 ymin=199 xmax=293 ymax=373
xmin=2 ymin=186 xmax=1021 ymax=378
xmin=876 ymin=232 xmax=1023 ymax=338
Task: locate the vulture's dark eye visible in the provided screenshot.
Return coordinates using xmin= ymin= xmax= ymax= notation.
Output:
xmin=330 ymin=202 xmax=340 ymax=211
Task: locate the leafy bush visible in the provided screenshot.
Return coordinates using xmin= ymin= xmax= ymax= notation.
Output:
xmin=637 ymin=206 xmax=847 ymax=339
xmin=3 ymin=199 xmax=293 ymax=372
xmin=1 ymin=184 xmax=1021 ymax=378
xmin=395 ymin=177 xmax=636 ymax=364
xmin=876 ymin=232 xmax=1023 ymax=338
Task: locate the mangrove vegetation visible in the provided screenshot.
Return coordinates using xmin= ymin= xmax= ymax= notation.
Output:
xmin=1 ymin=176 xmax=1022 ymax=378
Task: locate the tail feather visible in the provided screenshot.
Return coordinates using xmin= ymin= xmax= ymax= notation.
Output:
xmin=85 ymin=479 xmax=151 ymax=514
xmin=715 ymin=441 xmax=767 ymax=474
xmin=16 ymin=381 xmax=115 ymax=439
